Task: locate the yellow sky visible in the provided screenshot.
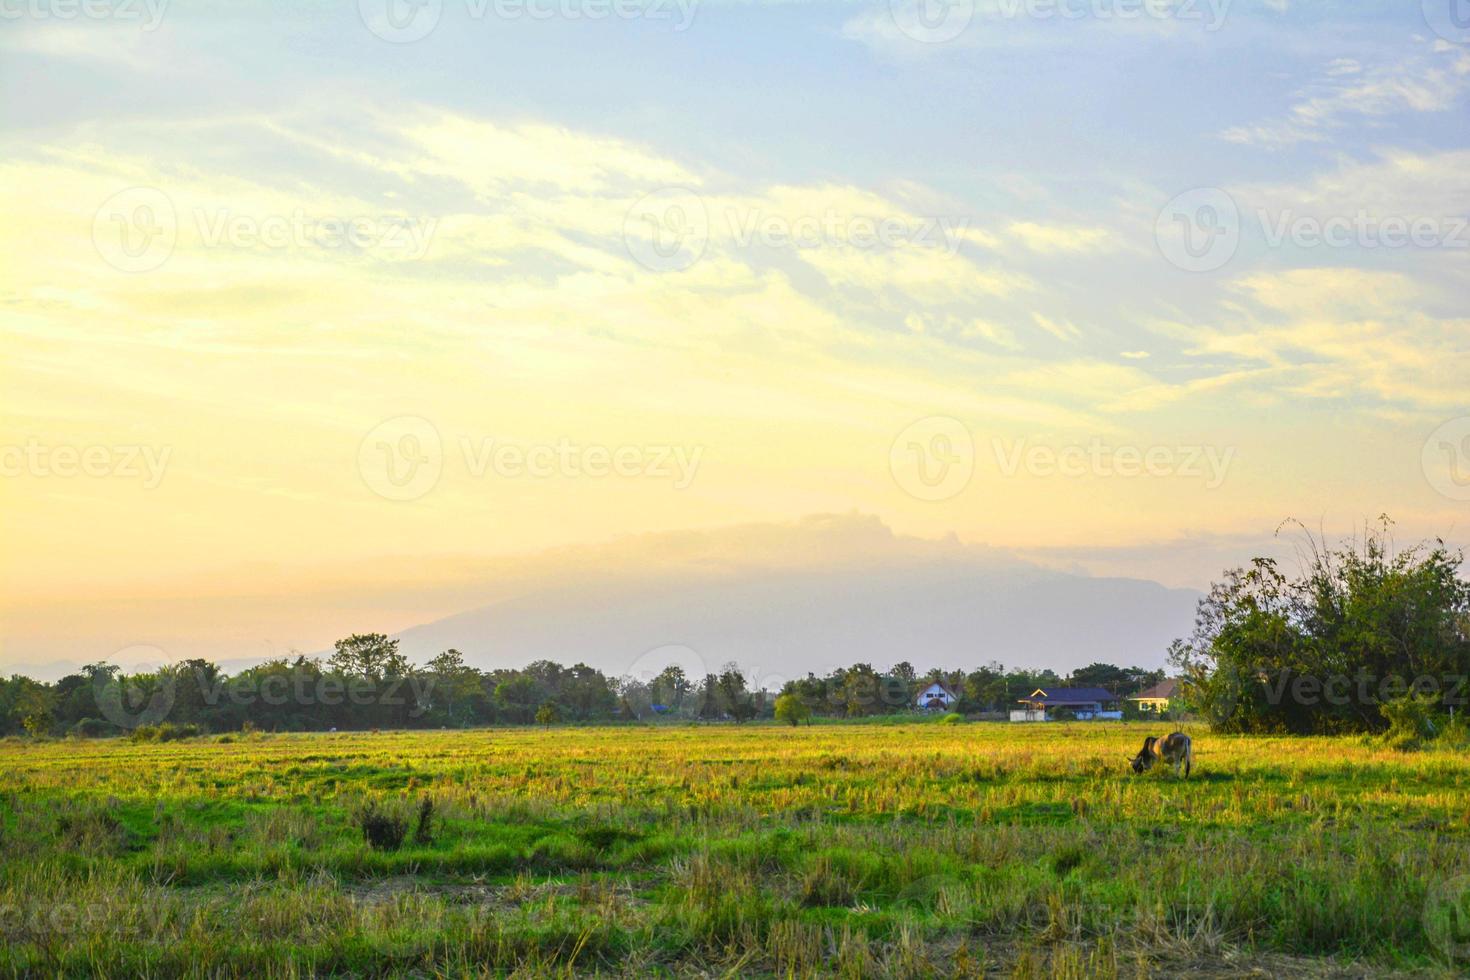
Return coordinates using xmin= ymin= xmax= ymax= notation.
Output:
xmin=3 ymin=104 xmax=1468 ymax=671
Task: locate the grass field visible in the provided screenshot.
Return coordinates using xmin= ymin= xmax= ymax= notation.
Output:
xmin=1 ymin=720 xmax=1468 ymax=977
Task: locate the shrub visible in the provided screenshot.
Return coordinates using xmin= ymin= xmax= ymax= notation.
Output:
xmin=159 ymin=722 xmax=203 ymax=741
xmin=1051 ymin=845 xmax=1086 ymax=876
xmin=535 ymin=703 xmax=561 ymax=725
xmin=1440 ymin=713 xmax=1470 ymax=747
xmin=798 ymin=855 xmax=859 ymax=907
xmin=413 ymin=797 xmax=435 ymax=846
xmin=1172 ymin=521 xmax=1470 ymax=735
xmin=576 ymin=824 xmax=643 ymax=851
xmin=68 ymin=718 xmax=113 ymax=739
xmin=57 ymin=808 xmax=130 ymax=855
xmin=129 ymin=722 xmax=203 ymax=743
xmin=774 ymin=693 xmax=812 ymax=727
xmin=1380 ymin=694 xmax=1442 ymax=750
xmin=938 ymin=712 xmax=962 ymax=725
xmin=356 ymin=804 xmax=408 ymax=851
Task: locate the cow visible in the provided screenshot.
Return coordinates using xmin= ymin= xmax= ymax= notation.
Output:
xmin=1129 ymin=732 xmax=1192 ymax=778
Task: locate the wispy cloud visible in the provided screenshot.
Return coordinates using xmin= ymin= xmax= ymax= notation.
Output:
xmin=1220 ymin=41 xmax=1470 ymax=146
xmin=1008 ymin=221 xmax=1113 ymax=254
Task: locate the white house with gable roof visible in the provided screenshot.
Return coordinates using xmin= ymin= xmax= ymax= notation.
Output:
xmin=915 ymin=681 xmax=958 ymax=710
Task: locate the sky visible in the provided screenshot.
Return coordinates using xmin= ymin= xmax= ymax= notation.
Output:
xmin=1 ymin=0 xmax=1468 ymax=675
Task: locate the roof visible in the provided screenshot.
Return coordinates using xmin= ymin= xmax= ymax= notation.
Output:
xmin=1129 ymin=678 xmax=1180 ymax=700
xmin=917 ymin=682 xmax=957 ymax=698
xmin=1019 ymin=687 xmax=1116 ymax=705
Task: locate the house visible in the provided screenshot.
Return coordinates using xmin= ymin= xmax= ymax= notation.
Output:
xmin=915 ymin=681 xmax=958 ymax=711
xmin=1128 ymin=678 xmax=1180 ymax=715
xmin=1011 ymin=687 xmax=1122 ymax=722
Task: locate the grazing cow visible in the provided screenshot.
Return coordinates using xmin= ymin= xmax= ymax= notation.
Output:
xmin=1129 ymin=732 xmax=1192 ymax=778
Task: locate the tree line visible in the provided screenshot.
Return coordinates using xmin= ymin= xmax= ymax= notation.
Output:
xmin=0 ymin=629 xmax=1165 ymax=737
xmin=773 ymin=661 xmax=1163 ymax=722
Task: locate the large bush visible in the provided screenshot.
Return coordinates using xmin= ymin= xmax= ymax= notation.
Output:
xmin=1171 ymin=518 xmax=1470 ymax=734
xmin=774 ymin=693 xmax=811 ymax=726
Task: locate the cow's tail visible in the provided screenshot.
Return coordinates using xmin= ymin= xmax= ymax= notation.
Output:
xmin=1184 ymin=738 xmax=1193 ymax=778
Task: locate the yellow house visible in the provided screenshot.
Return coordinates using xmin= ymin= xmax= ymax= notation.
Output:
xmin=1128 ymin=678 xmax=1180 ymax=714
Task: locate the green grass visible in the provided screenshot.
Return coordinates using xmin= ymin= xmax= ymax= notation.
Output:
xmin=0 ymin=721 xmax=1466 ymax=977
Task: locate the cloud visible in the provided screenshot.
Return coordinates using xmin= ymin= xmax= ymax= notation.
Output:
xmin=393 ymin=111 xmax=701 ymax=196
xmin=839 ymin=0 xmax=1231 ymax=61
xmin=0 ymin=21 xmax=172 ymax=69
xmin=799 ymin=245 xmax=1031 ymax=307
xmin=994 ymin=357 xmax=1226 ymax=415
xmin=1243 ymin=147 xmax=1470 ymax=223
xmin=904 ymin=312 xmax=1023 ymax=351
xmin=1030 ymin=312 xmax=1082 ymax=342
xmin=1173 ymin=269 xmax=1470 ymax=411
xmin=1008 ymin=221 xmax=1113 ymax=254
xmin=1221 ymin=41 xmax=1470 ymax=147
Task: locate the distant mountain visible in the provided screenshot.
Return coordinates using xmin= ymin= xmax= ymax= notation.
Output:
xmin=1 ymin=513 xmax=1204 ymax=683
xmin=391 ymin=514 xmax=1200 ymax=685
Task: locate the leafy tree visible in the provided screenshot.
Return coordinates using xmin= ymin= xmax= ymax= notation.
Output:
xmin=837 ymin=663 xmax=885 ymax=717
xmin=1171 ymin=518 xmax=1470 ymax=734
xmin=716 ymin=664 xmax=757 ymax=722
xmin=961 ymin=664 xmax=1007 ymax=712
xmin=17 ymin=682 xmax=55 ymax=737
xmin=889 ymin=660 xmax=917 ymax=688
xmin=52 ymin=671 xmax=102 ymax=730
xmin=164 ymin=659 xmax=224 ymax=728
xmin=1067 ymin=662 xmax=1164 ymax=698
xmin=559 ymin=663 xmax=619 ymax=719
xmin=493 ymin=675 xmax=543 ymax=725
xmin=329 ymin=634 xmax=409 ymax=683
xmin=1066 ymin=663 xmax=1129 ymax=692
xmin=697 ymin=674 xmax=722 ymax=720
xmin=649 ymin=665 xmax=690 ymax=713
xmin=774 ymin=693 xmax=811 ymax=726
xmin=425 ymin=649 xmax=483 ymax=725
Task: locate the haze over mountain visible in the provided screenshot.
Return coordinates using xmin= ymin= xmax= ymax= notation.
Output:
xmin=2 ymin=513 xmax=1202 ymax=681
xmin=391 ymin=514 xmax=1201 ymax=684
